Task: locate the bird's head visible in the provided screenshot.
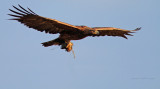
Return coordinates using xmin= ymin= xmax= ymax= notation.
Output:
xmin=90 ymin=30 xmax=99 ymax=35
xmin=80 ymin=26 xmax=99 ymax=35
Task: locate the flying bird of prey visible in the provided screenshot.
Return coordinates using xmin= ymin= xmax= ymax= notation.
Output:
xmin=8 ymin=5 xmax=141 ymax=53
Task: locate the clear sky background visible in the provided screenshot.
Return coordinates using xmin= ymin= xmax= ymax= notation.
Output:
xmin=0 ymin=0 xmax=160 ymax=89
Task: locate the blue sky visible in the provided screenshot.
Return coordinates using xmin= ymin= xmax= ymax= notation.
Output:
xmin=0 ymin=0 xmax=160 ymax=89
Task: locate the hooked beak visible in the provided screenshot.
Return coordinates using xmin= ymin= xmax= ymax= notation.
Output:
xmin=94 ymin=30 xmax=99 ymax=35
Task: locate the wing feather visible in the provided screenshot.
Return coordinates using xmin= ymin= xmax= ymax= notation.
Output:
xmin=18 ymin=4 xmax=34 ymax=14
xmin=8 ymin=5 xmax=82 ymax=34
xmin=27 ymin=7 xmax=38 ymax=15
xmin=12 ymin=5 xmax=29 ymax=15
xmin=8 ymin=14 xmax=21 ymax=17
xmin=9 ymin=9 xmax=25 ymax=16
xmin=93 ymin=27 xmax=141 ymax=39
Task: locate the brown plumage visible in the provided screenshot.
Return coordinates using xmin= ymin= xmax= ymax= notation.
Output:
xmin=8 ymin=5 xmax=141 ymax=52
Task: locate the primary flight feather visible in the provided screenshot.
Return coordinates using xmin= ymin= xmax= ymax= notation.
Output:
xmin=8 ymin=5 xmax=141 ymax=52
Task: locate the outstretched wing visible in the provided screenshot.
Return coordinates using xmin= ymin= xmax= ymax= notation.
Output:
xmin=92 ymin=27 xmax=141 ymax=39
xmin=8 ymin=5 xmax=82 ymax=34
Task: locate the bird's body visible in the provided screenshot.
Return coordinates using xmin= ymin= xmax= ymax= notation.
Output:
xmin=8 ymin=5 xmax=141 ymax=52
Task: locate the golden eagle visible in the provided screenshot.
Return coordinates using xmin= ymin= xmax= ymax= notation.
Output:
xmin=8 ymin=5 xmax=141 ymax=52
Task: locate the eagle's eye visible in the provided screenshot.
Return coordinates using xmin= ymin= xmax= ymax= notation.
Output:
xmin=91 ymin=30 xmax=99 ymax=35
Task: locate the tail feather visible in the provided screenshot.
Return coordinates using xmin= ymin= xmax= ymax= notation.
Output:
xmin=41 ymin=38 xmax=65 ymax=47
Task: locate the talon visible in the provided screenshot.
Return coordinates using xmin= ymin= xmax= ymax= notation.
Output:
xmin=61 ymin=42 xmax=73 ymax=52
xmin=66 ymin=42 xmax=73 ymax=52
xmin=66 ymin=42 xmax=73 ymax=48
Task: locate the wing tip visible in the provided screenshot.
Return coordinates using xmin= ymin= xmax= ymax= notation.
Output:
xmin=8 ymin=18 xmax=19 ymax=20
xmin=9 ymin=4 xmax=38 ymax=16
xmin=133 ymin=27 xmax=141 ymax=31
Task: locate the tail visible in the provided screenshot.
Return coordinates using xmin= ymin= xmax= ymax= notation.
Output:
xmin=41 ymin=38 xmax=65 ymax=47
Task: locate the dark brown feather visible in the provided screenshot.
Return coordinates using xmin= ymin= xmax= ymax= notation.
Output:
xmin=18 ymin=4 xmax=33 ymax=14
xmin=27 ymin=7 xmax=37 ymax=15
xmin=42 ymin=38 xmax=65 ymax=47
xmin=12 ymin=5 xmax=29 ymax=15
xmin=8 ymin=14 xmax=21 ymax=17
xmin=9 ymin=5 xmax=83 ymax=34
xmin=9 ymin=9 xmax=25 ymax=16
xmin=93 ymin=27 xmax=141 ymax=39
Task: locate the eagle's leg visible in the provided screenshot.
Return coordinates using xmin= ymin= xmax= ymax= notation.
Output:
xmin=61 ymin=42 xmax=73 ymax=52
xmin=66 ymin=42 xmax=73 ymax=52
